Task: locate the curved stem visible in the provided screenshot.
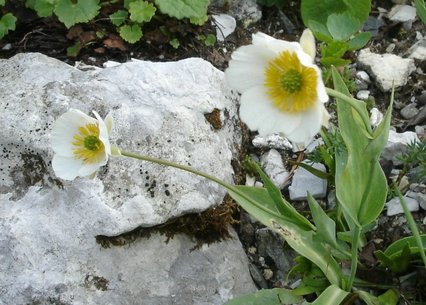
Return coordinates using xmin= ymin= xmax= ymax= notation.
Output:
xmin=120 ymin=150 xmax=286 ymax=220
xmin=346 ymin=226 xmax=361 ymax=291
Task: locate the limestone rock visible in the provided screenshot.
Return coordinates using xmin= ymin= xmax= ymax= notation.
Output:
xmin=358 ymin=48 xmax=416 ymax=92
xmin=0 ymin=53 xmax=256 ymax=304
xmin=260 ymin=149 xmax=289 ymax=189
xmin=381 ymin=130 xmax=419 ymax=165
xmin=386 ymin=196 xmax=419 ymax=216
xmin=289 ymin=162 xmax=327 ymax=201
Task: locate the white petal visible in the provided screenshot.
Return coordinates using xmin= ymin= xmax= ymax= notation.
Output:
xmin=225 ymin=45 xmax=273 ymax=93
xmin=52 ymin=154 xmax=84 ymax=180
xmin=299 ymin=29 xmax=316 ymax=63
xmin=93 ymin=111 xmax=111 ymax=155
xmin=286 ymin=102 xmax=324 ymax=146
xmin=315 ymin=69 xmax=329 ymax=104
xmin=239 ymin=86 xmax=302 ymax=136
xmin=78 ymin=160 xmax=106 ymax=177
xmin=104 ymin=113 xmax=114 ymax=134
xmin=252 ymin=32 xmax=301 ymax=55
xmin=51 ymin=109 xmax=96 ymax=157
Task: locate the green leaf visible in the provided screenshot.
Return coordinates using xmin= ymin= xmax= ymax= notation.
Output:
xmin=332 ymin=67 xmax=388 ymax=227
xmin=301 ymin=0 xmax=371 ymax=42
xmin=303 ymin=285 xmax=349 ymax=305
xmin=54 ymin=0 xmax=100 ymax=28
xmin=129 ymin=0 xmax=156 ymax=23
xmin=66 ymin=41 xmax=82 ymax=57
xmin=383 ymin=234 xmax=426 ymax=257
xmin=250 ymin=159 xmax=314 ymax=231
xmin=228 ymin=185 xmax=344 ymax=286
xmin=169 ymin=38 xmax=180 ymax=49
xmin=155 ymin=0 xmax=209 ymax=19
xmin=204 ymin=34 xmax=216 ymax=46
xmin=347 ymin=31 xmax=371 ymax=50
xmin=0 ymin=13 xmax=17 ymax=39
xmin=110 ymin=10 xmax=128 ymax=27
xmin=358 ymin=290 xmax=399 ymax=305
xmin=415 ymin=0 xmax=426 ymax=25
xmin=0 ymin=0 xmax=4 ymax=6
xmin=34 ymin=0 xmax=57 ymax=17
xmin=307 ymin=193 xmax=349 ymax=259
xmin=375 ymin=244 xmax=411 ymax=273
xmin=327 ymin=12 xmax=360 ymax=41
xmin=223 ymin=288 xmax=303 ymax=305
xmin=119 ymin=24 xmax=142 ymax=43
xmin=189 ymin=14 xmax=208 ymax=25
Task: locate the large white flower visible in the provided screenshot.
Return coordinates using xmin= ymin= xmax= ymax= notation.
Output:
xmin=50 ymin=109 xmax=114 ymax=180
xmin=225 ymin=29 xmax=329 ymax=147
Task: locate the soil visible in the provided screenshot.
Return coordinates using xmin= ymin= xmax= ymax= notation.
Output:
xmin=1 ymin=0 xmax=426 ymax=303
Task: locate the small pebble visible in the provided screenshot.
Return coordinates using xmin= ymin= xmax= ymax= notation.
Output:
xmin=263 ymin=269 xmax=274 ymax=280
xmin=400 ymin=103 xmax=418 ymax=119
xmin=386 ymin=196 xmax=419 ymax=216
xmin=357 ymin=90 xmax=370 ymax=100
xmin=370 ymin=107 xmax=384 ymax=128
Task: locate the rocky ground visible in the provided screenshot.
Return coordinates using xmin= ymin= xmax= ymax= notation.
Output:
xmin=1 ymin=0 xmax=426 ymax=304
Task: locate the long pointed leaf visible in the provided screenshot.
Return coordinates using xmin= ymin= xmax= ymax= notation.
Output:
xmin=303 ymin=284 xmax=349 ymax=305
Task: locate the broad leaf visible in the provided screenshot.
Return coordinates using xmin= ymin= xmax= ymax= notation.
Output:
xmin=119 ymin=24 xmax=142 ymax=43
xmin=228 ymin=185 xmax=344 ymax=286
xmin=302 ymin=284 xmax=349 ymax=305
xmin=347 ymin=32 xmax=371 ymax=50
xmin=223 ymin=288 xmax=303 ymax=305
xmin=357 ymin=290 xmax=399 ymax=305
xmin=327 ymin=12 xmax=360 ymax=41
xmin=154 ymin=0 xmax=209 ymax=19
xmin=0 ymin=0 xmax=4 ymax=6
xmin=332 ymin=67 xmax=388 ymax=226
xmin=0 ymin=13 xmax=17 ymax=39
xmin=34 ymin=0 xmax=57 ymax=17
xmin=110 ymin=10 xmax=128 ymax=27
xmin=55 ymin=0 xmax=100 ymax=28
xmin=129 ymin=0 xmax=156 ymax=23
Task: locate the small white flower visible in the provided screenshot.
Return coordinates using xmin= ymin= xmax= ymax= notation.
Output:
xmin=225 ymin=29 xmax=329 ymax=147
xmin=50 ymin=109 xmax=114 ymax=180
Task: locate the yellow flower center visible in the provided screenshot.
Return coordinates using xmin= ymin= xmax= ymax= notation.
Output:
xmin=264 ymin=51 xmax=318 ymax=113
xmin=72 ymin=123 xmax=104 ymax=164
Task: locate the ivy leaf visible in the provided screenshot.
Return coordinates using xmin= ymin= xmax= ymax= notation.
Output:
xmin=119 ymin=24 xmax=142 ymax=43
xmin=155 ymin=0 xmax=208 ymax=19
xmin=110 ymin=10 xmax=128 ymax=27
xmin=129 ymin=0 xmax=156 ymax=23
xmin=0 ymin=13 xmax=17 ymax=39
xmin=54 ymin=0 xmax=100 ymax=28
xmin=34 ymin=0 xmax=57 ymax=17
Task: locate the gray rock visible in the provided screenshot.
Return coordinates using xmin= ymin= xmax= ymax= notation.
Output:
xmin=255 ymin=228 xmax=296 ymax=281
xmin=252 ymin=134 xmax=292 ymax=150
xmin=0 ymin=53 xmax=240 ymax=228
xmin=370 ymin=107 xmax=384 ymax=128
xmin=211 ymin=0 xmax=262 ymax=25
xmin=356 ymin=90 xmax=370 ymax=100
xmin=406 ymin=191 xmax=426 ymax=210
xmin=0 ymin=53 xmax=256 ymax=304
xmin=400 ymin=103 xmax=419 ymax=119
xmin=388 ymin=5 xmax=417 ymax=28
xmin=381 ymin=130 xmax=419 ymax=165
xmin=260 ymin=149 xmax=289 ymax=189
xmin=408 ymin=39 xmax=426 ymax=61
xmin=289 ymin=162 xmax=327 ymax=200
xmin=358 ymin=48 xmax=416 ymax=92
xmin=386 ymin=196 xmax=419 ymax=216
xmin=212 ymin=14 xmax=236 ymax=42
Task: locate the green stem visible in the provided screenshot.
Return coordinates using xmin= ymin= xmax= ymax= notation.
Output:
xmin=120 ymin=150 xmax=286 ymax=221
xmin=346 ymin=225 xmax=361 ymax=291
xmin=395 ymin=186 xmax=426 ymax=269
xmin=326 ymin=87 xmax=372 ymax=134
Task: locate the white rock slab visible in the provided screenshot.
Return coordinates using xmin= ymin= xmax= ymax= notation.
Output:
xmin=260 ymin=149 xmax=289 ymax=189
xmin=0 ymin=184 xmax=256 ymax=305
xmin=0 ymin=53 xmax=240 ymax=231
xmin=386 ymin=196 xmax=419 ymax=216
xmin=388 ymin=4 xmax=417 ymax=23
xmin=252 ymin=134 xmax=292 ymax=150
xmin=407 ymin=191 xmax=426 ymax=210
xmin=212 ymin=14 xmax=236 ymax=41
xmin=381 ymin=130 xmax=419 ymax=165
xmin=0 ymin=53 xmax=257 ymax=304
xmin=408 ymin=39 xmax=426 ymax=61
xmin=358 ymin=48 xmax=416 ymax=92
xmin=289 ymin=162 xmax=327 ymax=201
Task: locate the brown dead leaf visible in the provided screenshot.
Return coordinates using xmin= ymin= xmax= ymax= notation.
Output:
xmin=103 ymin=35 xmax=127 ymax=51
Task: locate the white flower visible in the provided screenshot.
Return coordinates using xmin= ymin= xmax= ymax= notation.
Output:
xmin=50 ymin=109 xmax=114 ymax=180
xmin=225 ymin=29 xmax=329 ymax=147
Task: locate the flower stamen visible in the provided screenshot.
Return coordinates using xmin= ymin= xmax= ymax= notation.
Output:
xmin=72 ymin=124 xmax=104 ymax=164
xmin=264 ymin=51 xmax=318 ymax=113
